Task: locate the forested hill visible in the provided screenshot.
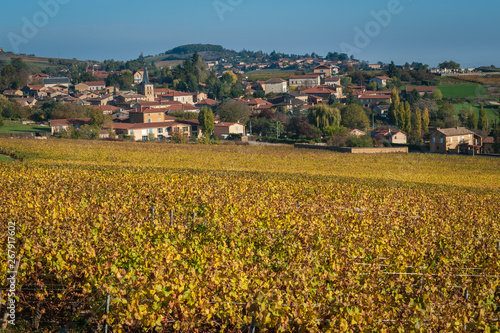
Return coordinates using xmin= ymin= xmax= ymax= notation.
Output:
xmin=147 ymin=44 xmax=238 ymax=63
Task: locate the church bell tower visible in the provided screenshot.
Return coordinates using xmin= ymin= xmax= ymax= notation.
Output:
xmin=137 ymin=67 xmax=154 ymax=101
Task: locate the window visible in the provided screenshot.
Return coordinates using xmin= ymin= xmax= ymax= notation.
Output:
xmin=192 ymin=126 xmax=198 ymax=131
xmin=158 ymin=128 xmax=163 ymax=133
xmin=450 ymin=137 xmax=453 ymax=143
xmin=149 ymin=129 xmax=153 ymax=134
xmin=182 ymin=127 xmax=189 ymax=132
xmin=142 ymin=136 xmax=148 ymax=141
xmin=147 ymin=119 xmax=152 ymax=123
xmin=440 ymin=138 xmax=443 ymax=143
xmin=130 ymin=130 xmax=134 ymax=135
xmin=432 ymin=137 xmax=435 ymax=143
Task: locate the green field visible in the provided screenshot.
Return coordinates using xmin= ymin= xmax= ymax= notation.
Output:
xmin=454 ymin=103 xmax=499 ymax=123
xmin=0 ymin=155 xmax=13 ymax=162
xmin=0 ymin=122 xmax=51 ymax=134
xmin=438 ymin=84 xmax=489 ymax=99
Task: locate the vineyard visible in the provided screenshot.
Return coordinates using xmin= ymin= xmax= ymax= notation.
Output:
xmin=0 ymin=139 xmax=500 ymax=332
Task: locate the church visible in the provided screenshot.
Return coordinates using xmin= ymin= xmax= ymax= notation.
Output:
xmin=137 ymin=67 xmax=154 ymax=102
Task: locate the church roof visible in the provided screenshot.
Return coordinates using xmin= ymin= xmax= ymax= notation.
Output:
xmin=141 ymin=67 xmax=151 ymax=85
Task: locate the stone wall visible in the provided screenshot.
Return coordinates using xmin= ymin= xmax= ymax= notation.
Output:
xmin=294 ymin=144 xmax=408 ymax=154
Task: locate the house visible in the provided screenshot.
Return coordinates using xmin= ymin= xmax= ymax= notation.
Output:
xmin=214 ymin=122 xmax=246 ymax=139
xmin=405 ymin=86 xmax=437 ymax=97
xmin=357 ymin=94 xmax=392 ymax=108
xmin=85 ymin=81 xmax=106 ymax=91
xmin=302 ymin=85 xmax=343 ymax=100
xmin=92 ymin=71 xmax=111 ymax=79
xmin=163 ymin=104 xmax=201 ymax=113
xmin=2 ymin=89 xmax=23 ymax=97
xmin=482 ymin=137 xmax=496 ymax=154
xmin=50 ymin=118 xmax=91 ymax=135
xmin=195 ymin=98 xmax=219 ymax=108
xmin=324 ymin=77 xmax=341 ymax=86
xmin=43 ymin=77 xmax=70 ymax=88
xmin=369 ymin=76 xmax=392 ymax=87
xmin=160 ymin=91 xmax=194 ymax=105
xmin=374 ymin=105 xmax=390 ymax=117
xmin=367 ymin=64 xmax=382 ymax=70
xmin=134 ymin=70 xmax=144 ymax=84
xmin=371 ymin=129 xmax=407 ymax=144
xmin=13 ymin=97 xmax=37 ymax=108
xmin=74 ymin=83 xmax=89 ymax=92
xmin=177 ymin=119 xmax=202 ymax=139
xmin=289 ymin=74 xmax=321 ymax=89
xmin=87 ymin=94 xmax=114 ymax=106
xmin=264 ymin=78 xmax=288 ymax=94
xmin=113 ymin=120 xmax=194 ymax=141
xmin=284 ymin=92 xmax=309 ymax=103
xmin=192 ymin=92 xmax=208 ymax=103
xmin=129 ymin=108 xmax=167 ymax=124
xmin=429 ymin=127 xmax=478 ymax=154
xmin=314 ymin=65 xmax=333 ymax=77
xmin=347 ymin=86 xmax=367 ymax=95
xmin=32 ymin=73 xmax=50 ymax=79
xmin=22 ymin=85 xmax=44 ymax=97
xmin=154 ymin=88 xmax=175 ymax=98
xmin=115 ymin=93 xmax=149 ymax=108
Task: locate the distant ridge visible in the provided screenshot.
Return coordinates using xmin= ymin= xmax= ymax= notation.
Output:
xmin=163 ymin=44 xmax=228 ymax=55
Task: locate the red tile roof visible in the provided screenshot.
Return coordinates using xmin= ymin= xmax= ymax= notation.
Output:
xmin=196 ymin=98 xmax=219 ymax=106
xmin=289 ymin=74 xmax=321 ymax=79
xmin=358 ymin=94 xmax=391 ymax=99
xmin=302 ymin=86 xmax=339 ymax=95
xmin=215 ymin=122 xmax=244 ymax=127
xmin=85 ymin=81 xmax=106 ymax=86
xmin=265 ymin=78 xmax=286 ymax=83
xmin=483 ymin=137 xmax=495 ymax=144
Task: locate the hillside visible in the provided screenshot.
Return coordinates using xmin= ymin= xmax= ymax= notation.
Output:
xmin=146 ymin=44 xmax=238 ymax=64
xmin=0 ymin=51 xmax=89 ymax=74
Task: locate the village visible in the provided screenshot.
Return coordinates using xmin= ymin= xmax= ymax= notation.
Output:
xmin=0 ymin=47 xmax=499 ymax=155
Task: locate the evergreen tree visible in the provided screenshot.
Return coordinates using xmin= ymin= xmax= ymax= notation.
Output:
xmin=403 ymin=102 xmax=412 ymax=134
xmin=467 ymin=107 xmax=478 ymax=130
xmin=478 ymin=104 xmax=488 ymax=131
xmin=198 ymin=107 xmax=215 ymax=138
xmin=396 ymin=104 xmax=405 ymax=130
xmin=413 ymin=108 xmax=422 ymax=137
xmin=387 ymin=61 xmax=400 ymax=79
xmin=388 ymin=87 xmax=400 ymax=125
xmin=422 ymin=108 xmax=430 ymax=134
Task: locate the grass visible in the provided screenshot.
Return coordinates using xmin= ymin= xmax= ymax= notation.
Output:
xmin=0 ymin=155 xmax=14 ymax=162
xmin=246 ymin=69 xmax=300 ymax=82
xmin=438 ymin=84 xmax=489 ymax=99
xmin=453 ymin=103 xmax=499 ymax=123
xmin=0 ymin=122 xmax=51 ymax=134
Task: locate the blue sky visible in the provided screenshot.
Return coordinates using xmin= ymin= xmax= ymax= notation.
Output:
xmin=0 ymin=0 xmax=499 ymax=67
